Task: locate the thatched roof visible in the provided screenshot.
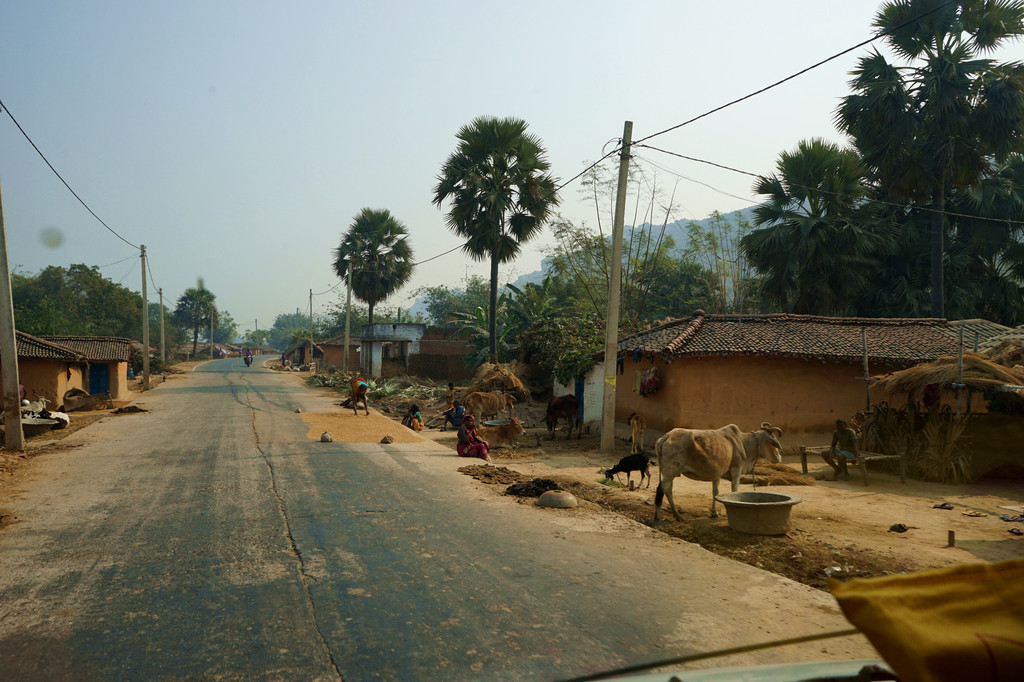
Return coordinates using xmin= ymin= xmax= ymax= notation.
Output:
xmin=872 ymin=353 xmax=1024 ymax=410
xmin=465 ymin=363 xmax=528 ymax=401
xmin=984 ymin=339 xmax=1024 ymax=368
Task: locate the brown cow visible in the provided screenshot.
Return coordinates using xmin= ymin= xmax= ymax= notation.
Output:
xmin=629 ymin=413 xmax=647 ymax=454
xmin=545 ymin=394 xmax=581 ymax=440
xmin=654 ymin=422 xmax=783 ymax=521
xmin=463 ymin=391 xmax=515 ymax=422
xmin=477 ymin=417 xmax=526 ymax=449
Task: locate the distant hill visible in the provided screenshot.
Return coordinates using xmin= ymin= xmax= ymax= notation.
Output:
xmin=407 ymin=206 xmax=758 ymax=320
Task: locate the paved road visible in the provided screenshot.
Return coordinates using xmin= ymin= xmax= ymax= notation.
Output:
xmin=0 ymin=360 xmax=875 ymax=680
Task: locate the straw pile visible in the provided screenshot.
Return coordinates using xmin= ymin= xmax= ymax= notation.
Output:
xmin=465 ymin=363 xmax=529 ymax=401
xmin=872 ymin=353 xmax=1024 ymax=411
xmin=740 ymin=462 xmax=816 ymax=486
xmin=984 ymin=339 xmax=1024 ymax=368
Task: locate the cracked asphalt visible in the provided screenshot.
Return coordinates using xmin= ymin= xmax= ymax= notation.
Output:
xmin=0 ymin=359 xmax=876 ymax=680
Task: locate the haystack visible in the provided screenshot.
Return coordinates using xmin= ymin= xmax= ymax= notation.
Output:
xmin=872 ymin=353 xmax=1024 ymax=412
xmin=984 ymin=339 xmax=1024 ymax=368
xmin=465 ymin=363 xmax=529 ymax=402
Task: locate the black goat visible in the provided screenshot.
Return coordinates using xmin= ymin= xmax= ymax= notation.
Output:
xmin=605 ymin=453 xmax=652 ymax=489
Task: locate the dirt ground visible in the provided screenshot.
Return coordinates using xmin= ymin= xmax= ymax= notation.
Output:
xmin=357 ymin=387 xmax=1024 ymax=591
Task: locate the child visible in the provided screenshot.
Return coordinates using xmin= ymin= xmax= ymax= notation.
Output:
xmin=402 ymin=404 xmax=423 ymax=431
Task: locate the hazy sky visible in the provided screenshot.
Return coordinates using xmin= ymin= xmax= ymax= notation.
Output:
xmin=2 ymin=0 xmax=918 ymax=334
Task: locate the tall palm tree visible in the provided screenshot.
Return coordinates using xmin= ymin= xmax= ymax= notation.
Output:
xmin=174 ymin=287 xmax=217 ymax=358
xmin=333 ymin=208 xmax=414 ymax=328
xmin=740 ymin=138 xmax=885 ymax=314
xmin=433 ymin=116 xmax=559 ymax=362
xmin=835 ymin=0 xmax=1024 ymax=317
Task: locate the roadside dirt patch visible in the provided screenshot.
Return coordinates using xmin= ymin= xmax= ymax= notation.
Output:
xmin=457 ymin=464 xmax=528 ymax=485
xmin=300 ymin=411 xmax=424 ymax=444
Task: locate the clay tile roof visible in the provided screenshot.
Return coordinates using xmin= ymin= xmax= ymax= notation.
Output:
xmin=39 ymin=335 xmax=133 ymax=362
xmin=945 ymin=319 xmax=1012 ymax=349
xmin=10 ymin=331 xmax=86 ymax=362
xmin=615 ymin=312 xmax=961 ymax=364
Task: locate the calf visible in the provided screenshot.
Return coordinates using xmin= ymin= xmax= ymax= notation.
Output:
xmin=629 ymin=413 xmax=647 ymax=454
xmin=545 ymin=394 xmax=581 ymax=440
xmin=654 ymin=422 xmax=783 ymax=521
xmin=605 ymin=453 xmax=652 ymax=489
xmin=477 ymin=417 xmax=526 ymax=449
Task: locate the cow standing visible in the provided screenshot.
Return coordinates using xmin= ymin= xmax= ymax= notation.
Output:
xmin=545 ymin=394 xmax=581 ymax=440
xmin=463 ymin=391 xmax=515 ymax=422
xmin=654 ymin=422 xmax=783 ymax=521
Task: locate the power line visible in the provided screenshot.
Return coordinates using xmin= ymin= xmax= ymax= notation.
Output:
xmin=636 ymin=143 xmax=1024 ymax=227
xmin=631 ymin=0 xmax=960 ymax=148
xmin=0 ymin=96 xmax=141 ymax=249
xmin=96 ymin=253 xmax=139 ymax=270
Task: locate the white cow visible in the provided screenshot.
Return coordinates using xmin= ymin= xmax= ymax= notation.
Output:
xmin=654 ymin=422 xmax=783 ymax=521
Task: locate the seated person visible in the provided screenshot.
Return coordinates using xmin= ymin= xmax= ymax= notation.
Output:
xmin=402 ymin=404 xmax=424 ymax=431
xmin=441 ymin=400 xmax=465 ymax=431
xmin=456 ymin=415 xmax=490 ymax=462
xmin=822 ymin=418 xmax=861 ymax=480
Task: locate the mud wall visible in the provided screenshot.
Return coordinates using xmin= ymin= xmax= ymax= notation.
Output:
xmin=614 ymin=355 xmax=910 ymax=434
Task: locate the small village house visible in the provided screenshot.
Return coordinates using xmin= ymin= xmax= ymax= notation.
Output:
xmin=1 ymin=331 xmax=87 ymax=408
xmin=588 ymin=311 xmax=964 ymax=436
xmin=40 ymin=336 xmax=133 ymax=403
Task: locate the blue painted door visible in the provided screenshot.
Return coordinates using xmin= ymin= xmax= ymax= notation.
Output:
xmin=89 ymin=364 xmax=110 ymax=394
xmin=574 ymin=376 xmax=585 ymax=421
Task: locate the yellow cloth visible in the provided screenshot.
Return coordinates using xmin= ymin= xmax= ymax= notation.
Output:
xmin=831 ymin=559 xmax=1024 ymax=682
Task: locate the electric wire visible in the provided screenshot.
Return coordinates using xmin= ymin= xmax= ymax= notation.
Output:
xmin=0 ymin=96 xmax=140 ymax=250
xmin=637 ymin=143 xmax=1024 ymax=227
xmin=630 ymin=0 xmax=960 ymax=148
xmin=96 ymin=253 xmax=139 ymax=270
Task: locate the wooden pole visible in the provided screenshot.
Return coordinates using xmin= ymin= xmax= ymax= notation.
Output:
xmin=140 ymin=245 xmax=150 ymax=390
xmin=601 ymin=121 xmax=633 ymax=455
xmin=862 ymin=327 xmax=870 ymax=411
xmin=0 ymin=181 xmax=24 ymax=450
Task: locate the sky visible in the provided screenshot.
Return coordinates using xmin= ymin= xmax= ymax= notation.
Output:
xmin=1 ymin=0 xmax=916 ymax=336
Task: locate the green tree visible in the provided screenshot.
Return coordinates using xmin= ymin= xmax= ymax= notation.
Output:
xmin=268 ymin=312 xmax=309 ymax=350
xmin=836 ymin=0 xmax=1024 ymax=317
xmin=174 ymin=287 xmax=217 ymax=358
xmin=13 ymin=264 xmax=144 ymax=337
xmin=740 ymin=138 xmax=886 ymax=314
xmin=434 ymin=116 xmax=559 ymax=362
xmin=332 ymin=208 xmax=414 ymax=328
xmin=413 ymin=275 xmax=491 ymax=326
xmin=212 ymin=310 xmax=237 ymax=344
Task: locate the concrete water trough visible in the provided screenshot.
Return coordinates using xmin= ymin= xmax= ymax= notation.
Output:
xmin=715 ymin=491 xmax=801 ymax=535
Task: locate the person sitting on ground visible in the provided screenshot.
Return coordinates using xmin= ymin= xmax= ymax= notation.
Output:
xmin=402 ymin=404 xmax=424 ymax=431
xmin=441 ymin=400 xmax=465 ymax=431
xmin=821 ymin=418 xmax=861 ymax=481
xmin=456 ymin=415 xmax=490 ymax=461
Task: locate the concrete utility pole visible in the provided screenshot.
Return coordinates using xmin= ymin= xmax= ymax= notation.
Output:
xmin=141 ymin=246 xmax=150 ymax=391
xmin=343 ymin=266 xmax=352 ymax=374
xmin=600 ymin=121 xmax=633 ymax=455
xmin=158 ymin=288 xmax=165 ymax=362
xmin=309 ymin=289 xmax=314 ymax=369
xmin=0 ymin=181 xmax=24 ymax=450
xmin=209 ymin=314 xmax=214 ymax=360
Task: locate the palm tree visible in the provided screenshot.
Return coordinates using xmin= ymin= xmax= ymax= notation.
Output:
xmin=740 ymin=138 xmax=885 ymax=314
xmin=174 ymin=287 xmax=217 ymax=359
xmin=433 ymin=116 xmax=559 ymax=362
xmin=333 ymin=208 xmax=414 ymax=328
xmin=835 ymin=0 xmax=1024 ymax=317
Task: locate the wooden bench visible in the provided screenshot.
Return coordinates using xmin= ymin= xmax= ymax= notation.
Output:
xmin=799 ymin=445 xmax=906 ymax=486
